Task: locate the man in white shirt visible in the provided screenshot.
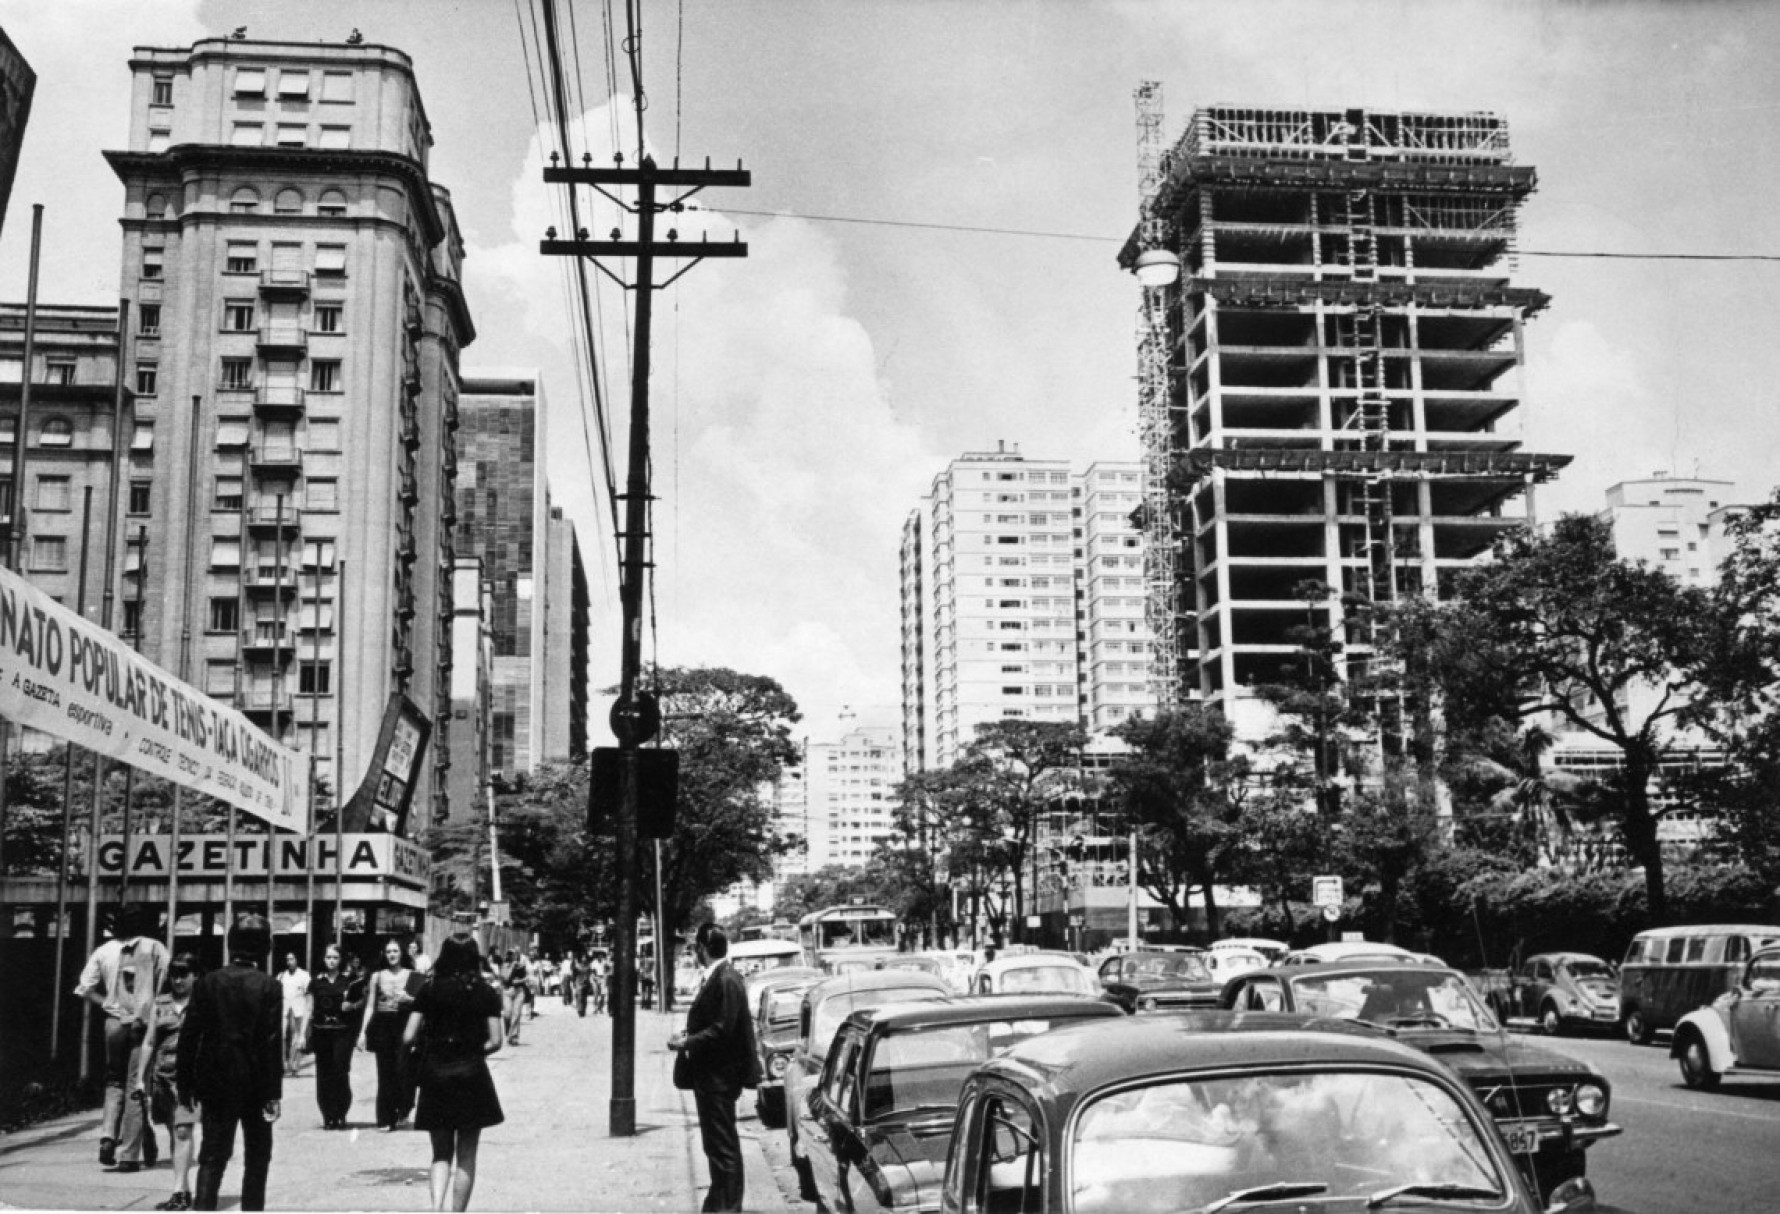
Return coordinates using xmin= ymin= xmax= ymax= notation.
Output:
xmin=276 ymin=953 xmax=312 ymax=1076
xmin=75 ymin=904 xmax=168 ymax=1170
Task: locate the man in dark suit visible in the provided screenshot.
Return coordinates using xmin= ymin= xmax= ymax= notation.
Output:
xmin=177 ymin=914 xmax=283 ymax=1212
xmin=668 ymin=923 xmax=760 ymax=1212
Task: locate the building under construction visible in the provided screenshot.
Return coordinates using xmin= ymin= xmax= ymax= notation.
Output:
xmin=1122 ymin=98 xmax=1570 ymax=729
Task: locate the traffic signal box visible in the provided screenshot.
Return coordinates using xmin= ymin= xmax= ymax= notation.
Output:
xmin=588 ymin=747 xmax=680 ymax=839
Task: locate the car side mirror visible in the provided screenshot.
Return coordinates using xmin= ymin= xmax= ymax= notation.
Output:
xmin=1544 ymin=1176 xmax=1595 ymax=1213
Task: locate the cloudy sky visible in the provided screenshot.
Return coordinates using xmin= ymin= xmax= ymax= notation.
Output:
xmin=2 ymin=0 xmax=1776 ymax=743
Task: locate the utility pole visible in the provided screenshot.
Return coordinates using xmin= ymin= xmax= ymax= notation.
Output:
xmin=540 ymin=155 xmax=747 ymax=1137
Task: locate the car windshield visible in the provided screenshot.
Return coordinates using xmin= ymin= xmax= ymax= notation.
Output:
xmin=766 ymin=988 xmax=808 ymax=1023
xmin=1071 ymin=1070 xmax=1507 ymax=1214
xmin=863 ymin=1018 xmax=1073 ymax=1121
xmin=999 ymin=964 xmax=1089 ymax=994
xmin=1562 ymin=960 xmax=1614 ymax=980
xmin=1135 ymin=955 xmax=1211 ymax=982
xmin=811 ymin=986 xmax=945 ymax=1053
xmin=1288 ymin=971 xmax=1498 ymax=1032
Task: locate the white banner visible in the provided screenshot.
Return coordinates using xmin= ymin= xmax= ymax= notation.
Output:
xmin=0 ymin=563 xmax=308 ymax=829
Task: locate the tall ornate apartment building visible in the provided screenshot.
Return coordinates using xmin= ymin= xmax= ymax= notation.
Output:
xmin=104 ymin=37 xmax=473 ymax=824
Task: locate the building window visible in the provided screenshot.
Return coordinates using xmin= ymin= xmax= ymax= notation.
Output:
xmin=307 ymin=419 xmax=340 ymax=450
xmin=274 ymin=124 xmax=306 ymax=148
xmin=314 ymin=245 xmax=347 ymax=276
xmin=229 ymin=187 xmax=260 ymax=213
xmin=32 ymin=536 xmax=67 ymax=571
xmin=318 ymin=126 xmax=350 ymax=150
xmin=226 ymin=242 xmax=258 ymax=273
xmin=213 ymin=476 xmax=243 ymax=511
xmin=223 ymin=300 xmax=256 ymax=332
xmin=139 ymin=304 xmax=161 ymax=337
xmin=277 ymin=69 xmax=310 ymax=98
xmin=210 ymin=538 xmax=241 ymax=569
xmin=152 ymin=76 xmax=173 ymax=105
xmin=317 ymin=189 xmax=347 ymax=217
xmin=142 ymin=247 xmax=164 ymax=279
xmin=220 ymin=359 xmax=254 ymax=390
xmin=208 ymin=598 xmax=239 ymax=633
xmin=144 ymin=194 xmax=168 ymax=221
xmin=131 ymin=423 xmax=154 ymax=451
xmin=298 ymin=662 xmax=332 ymax=695
xmin=128 ymin=480 xmax=152 ymax=514
xmin=122 ymin=599 xmax=142 ymax=639
xmin=234 ymin=67 xmax=266 ymax=96
xmin=312 ymin=304 xmax=342 ymax=333
xmin=229 ymin=123 xmax=262 ymax=147
xmin=274 ymin=188 xmax=303 ymax=214
xmin=45 ymin=360 xmax=75 ymax=385
xmin=214 ymin=418 xmax=250 ymax=448
xmin=306 ymin=478 xmax=337 ymax=510
xmin=40 ymin=418 xmax=72 ymax=447
xmin=147 ymin=130 xmax=170 ymax=153
xmin=309 ymin=360 xmax=341 ymax=392
xmin=36 ymin=476 xmax=70 ymax=511
xmin=320 ymin=71 xmax=353 ymax=102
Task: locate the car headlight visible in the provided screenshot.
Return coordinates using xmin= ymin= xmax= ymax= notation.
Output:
xmin=1573 ymin=1083 xmax=1606 ymax=1118
xmin=1140 ymin=997 xmax=1158 ymax=1012
xmin=768 ymin=1054 xmax=789 ymax=1079
xmin=1545 ymin=1086 xmax=1573 ymax=1115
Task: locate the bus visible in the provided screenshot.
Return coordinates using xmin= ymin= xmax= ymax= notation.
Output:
xmin=740 ymin=921 xmax=799 ymax=944
xmin=797 ymin=904 xmax=899 ymax=973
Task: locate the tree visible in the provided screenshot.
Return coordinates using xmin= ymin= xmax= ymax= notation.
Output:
xmin=1407 ymin=515 xmax=1723 ymax=923
xmin=1107 ymin=706 xmax=1250 ymax=936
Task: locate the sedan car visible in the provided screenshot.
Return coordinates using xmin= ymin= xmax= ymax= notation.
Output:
xmin=803 ymin=995 xmax=1124 ymax=1213
xmin=939 ymin=1011 xmax=1596 ymax=1214
xmin=1096 ymin=949 xmax=1221 ymax=1013
xmin=971 ymin=952 xmax=1100 ymax=998
xmin=784 ymin=969 xmax=953 ymax=1200
xmin=1220 ymin=963 xmax=1620 ymax=1201
xmin=750 ymin=968 xmax=824 ymax=1127
xmin=1673 ymin=945 xmax=1780 ymax=1090
xmin=1491 ymin=953 xmax=1621 ymax=1036
xmin=1275 ymin=940 xmax=1426 ymax=967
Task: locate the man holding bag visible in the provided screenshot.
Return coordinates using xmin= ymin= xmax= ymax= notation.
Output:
xmin=666 ymin=924 xmax=759 ymax=1213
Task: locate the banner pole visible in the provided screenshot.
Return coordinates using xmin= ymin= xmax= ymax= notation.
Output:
xmin=226 ymin=496 xmax=249 ymax=940
xmin=269 ymin=492 xmax=287 ymax=970
xmin=169 ymin=394 xmax=204 ymax=952
xmin=305 ymin=529 xmax=317 ymax=964
xmin=334 ymin=558 xmax=345 ymax=953
xmin=117 ymin=526 xmax=147 ymax=914
xmin=51 ymin=486 xmax=95 ymax=1060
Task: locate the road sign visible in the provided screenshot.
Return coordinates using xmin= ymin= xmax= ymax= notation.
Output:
xmin=1321 ymin=904 xmax=1341 ymax=922
xmin=1312 ymin=875 xmax=1344 ymax=908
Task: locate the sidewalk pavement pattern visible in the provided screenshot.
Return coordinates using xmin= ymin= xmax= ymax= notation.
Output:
xmin=0 ymin=997 xmax=791 ymax=1212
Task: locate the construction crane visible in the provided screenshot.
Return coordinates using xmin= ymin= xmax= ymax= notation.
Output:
xmin=1133 ymin=81 xmax=1183 ymax=709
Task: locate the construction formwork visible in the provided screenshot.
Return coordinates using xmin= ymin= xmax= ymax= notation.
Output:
xmin=1123 ymin=103 xmax=1570 ymax=718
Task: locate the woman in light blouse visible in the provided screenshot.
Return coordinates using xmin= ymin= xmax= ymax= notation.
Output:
xmin=358 ymin=938 xmax=419 ymax=1130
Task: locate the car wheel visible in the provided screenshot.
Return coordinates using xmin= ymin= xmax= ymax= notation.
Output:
xmin=1625 ymin=1007 xmax=1653 ymax=1045
xmin=1678 ymin=1032 xmax=1722 ymax=1091
xmin=1540 ymin=1003 xmax=1564 ymax=1037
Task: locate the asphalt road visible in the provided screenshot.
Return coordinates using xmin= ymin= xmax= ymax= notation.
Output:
xmin=759 ymin=1025 xmax=1780 ymax=1214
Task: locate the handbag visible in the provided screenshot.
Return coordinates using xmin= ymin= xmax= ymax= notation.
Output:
xmin=672 ymin=1047 xmax=693 ymax=1091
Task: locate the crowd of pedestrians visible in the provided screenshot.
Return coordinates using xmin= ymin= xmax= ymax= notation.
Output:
xmin=66 ymin=918 xmax=643 ymax=1210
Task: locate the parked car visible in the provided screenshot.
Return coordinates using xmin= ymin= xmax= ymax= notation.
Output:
xmin=971 ymin=952 xmax=1100 ymax=998
xmin=802 ymin=995 xmax=1124 ymax=1213
xmin=1201 ymin=947 xmax=1269 ymax=981
xmin=1619 ymin=923 xmax=1780 ymax=1044
xmin=938 ymin=1011 xmax=1595 ymax=1214
xmin=875 ymin=954 xmax=948 ymax=981
xmin=1095 ymin=949 xmax=1221 ymax=1013
xmin=1219 ymin=962 xmax=1619 ymax=1201
xmin=749 ymin=968 xmax=824 ymax=1128
xmin=1275 ymin=940 xmax=1427 ymax=967
xmin=783 ymin=968 xmax=953 ymax=1200
xmin=1488 ymin=953 xmax=1621 ymax=1036
xmin=1210 ymin=936 xmax=1288 ymax=963
xmin=1672 ymin=944 xmax=1780 ymax=1089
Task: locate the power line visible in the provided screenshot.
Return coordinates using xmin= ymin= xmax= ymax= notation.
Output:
xmin=687 ymin=203 xmax=1780 ymax=263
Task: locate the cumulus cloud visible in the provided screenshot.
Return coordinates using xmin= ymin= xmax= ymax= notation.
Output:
xmin=466 ymin=101 xmax=933 ymax=735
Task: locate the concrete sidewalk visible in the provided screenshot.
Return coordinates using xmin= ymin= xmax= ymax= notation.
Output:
xmin=0 ymin=996 xmax=790 ymax=1212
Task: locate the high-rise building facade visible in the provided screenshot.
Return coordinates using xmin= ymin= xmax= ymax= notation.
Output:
xmin=804 ymin=724 xmax=900 ymax=870
xmin=455 ymin=372 xmax=587 ymax=778
xmin=105 ymin=37 xmax=473 ymax=822
xmin=1124 ymin=105 xmax=1570 ymax=734
xmin=1599 ymin=473 xmax=1738 ymax=590
xmin=900 ymin=445 xmax=1157 ymax=771
xmin=444 ymin=557 xmax=492 ymax=826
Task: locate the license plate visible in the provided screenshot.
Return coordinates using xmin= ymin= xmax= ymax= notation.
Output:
xmin=1504 ymin=1125 xmax=1541 ymax=1155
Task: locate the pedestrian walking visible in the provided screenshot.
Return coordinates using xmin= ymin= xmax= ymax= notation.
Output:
xmin=499 ymin=950 xmax=528 ymax=1045
xmin=277 ymin=952 xmax=311 ymax=1076
xmin=404 ymin=934 xmax=504 ymax=1211
xmin=359 ymin=937 xmax=422 ymax=1131
xmin=309 ymin=943 xmax=366 ymax=1129
xmin=75 ymin=903 xmax=169 ymax=1172
xmin=409 ymin=938 xmax=434 ymax=975
xmin=667 ymin=923 xmax=760 ymax=1213
xmin=137 ymin=951 xmax=203 ymax=1210
xmin=177 ymin=914 xmax=282 ymax=1212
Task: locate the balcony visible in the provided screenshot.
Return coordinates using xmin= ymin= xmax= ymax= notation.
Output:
xmin=239 ymin=628 xmax=296 ymax=661
xmin=398 ymin=470 xmax=418 ymax=504
xmin=258 ymin=269 xmax=311 ymax=297
xmin=256 ymin=326 xmax=308 ymax=355
xmin=245 ymin=504 xmax=302 ymax=535
xmin=249 ymin=446 xmax=303 ymax=474
xmin=254 ymin=384 xmax=305 ymax=417
xmin=242 ymin=566 xmax=300 ymax=598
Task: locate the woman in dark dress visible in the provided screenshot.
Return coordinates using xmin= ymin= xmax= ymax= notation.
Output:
xmin=310 ymin=943 xmax=366 ymax=1129
xmin=404 ymin=933 xmax=504 ymax=1211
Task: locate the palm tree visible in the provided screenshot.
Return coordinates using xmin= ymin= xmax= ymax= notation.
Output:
xmin=1467 ymin=725 xmax=1606 ymax=870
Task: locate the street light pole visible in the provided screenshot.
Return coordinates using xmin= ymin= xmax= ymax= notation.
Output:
xmin=540 ymin=155 xmax=748 ymax=1138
